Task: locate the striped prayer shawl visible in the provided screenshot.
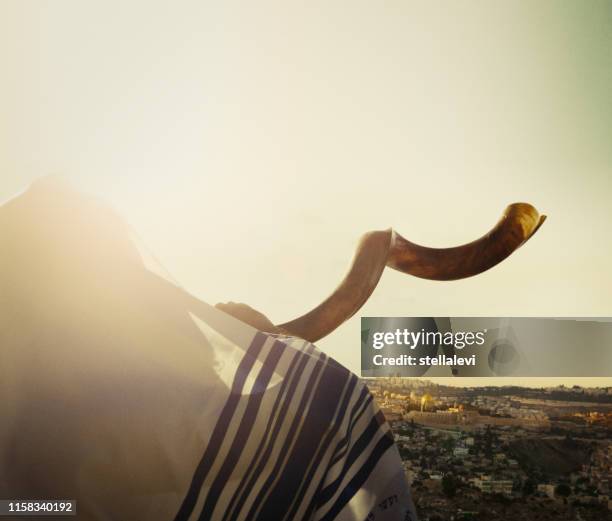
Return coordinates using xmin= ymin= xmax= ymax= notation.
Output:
xmin=172 ymin=298 xmax=418 ymax=521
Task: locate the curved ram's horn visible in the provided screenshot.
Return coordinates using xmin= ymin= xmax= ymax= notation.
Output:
xmin=277 ymin=203 xmax=546 ymax=342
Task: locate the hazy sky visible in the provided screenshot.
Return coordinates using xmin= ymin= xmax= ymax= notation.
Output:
xmin=1 ymin=1 xmax=611 ymax=385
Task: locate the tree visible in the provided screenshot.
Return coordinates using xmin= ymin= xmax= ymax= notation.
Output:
xmin=442 ymin=474 xmax=458 ymax=498
xmin=523 ymin=479 xmax=536 ymax=496
xmin=555 ymin=483 xmax=571 ymax=497
xmin=441 ymin=437 xmax=455 ymax=454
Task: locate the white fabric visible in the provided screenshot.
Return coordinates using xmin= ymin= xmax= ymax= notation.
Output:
xmin=0 ymin=179 xmax=416 ymax=521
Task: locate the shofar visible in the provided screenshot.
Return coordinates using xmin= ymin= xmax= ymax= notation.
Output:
xmin=277 ymin=203 xmax=546 ymax=342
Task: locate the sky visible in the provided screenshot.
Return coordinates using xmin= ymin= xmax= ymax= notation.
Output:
xmin=1 ymin=1 xmax=611 ymax=385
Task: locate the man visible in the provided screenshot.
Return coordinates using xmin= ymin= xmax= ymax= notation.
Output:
xmin=0 ymin=178 xmax=416 ymax=520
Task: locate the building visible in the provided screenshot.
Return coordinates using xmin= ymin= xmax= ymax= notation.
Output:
xmin=453 ymin=447 xmax=469 ymax=457
xmin=537 ymin=484 xmax=555 ymax=499
xmin=473 ymin=476 xmax=513 ymax=495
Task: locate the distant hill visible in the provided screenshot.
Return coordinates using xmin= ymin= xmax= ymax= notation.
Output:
xmin=509 ymin=438 xmax=591 ymax=475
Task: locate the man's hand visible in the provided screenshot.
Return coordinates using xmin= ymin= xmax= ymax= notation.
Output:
xmin=215 ymin=301 xmax=285 ymax=335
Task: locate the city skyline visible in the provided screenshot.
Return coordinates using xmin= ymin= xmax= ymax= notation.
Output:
xmin=420 ymin=377 xmax=612 ymax=389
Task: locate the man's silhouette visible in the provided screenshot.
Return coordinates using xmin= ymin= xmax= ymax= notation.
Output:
xmin=0 ymin=178 xmax=416 ymax=521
